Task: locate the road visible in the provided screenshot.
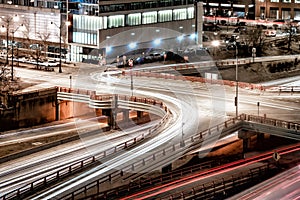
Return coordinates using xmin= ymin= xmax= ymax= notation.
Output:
xmin=229 ymin=164 xmax=300 ymax=200
xmin=1 ymin=61 xmax=300 ymax=199
xmin=0 ymin=118 xmax=159 ymax=196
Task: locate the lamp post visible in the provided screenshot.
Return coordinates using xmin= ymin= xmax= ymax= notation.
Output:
xmin=233 ymin=36 xmax=239 ymax=117
xmin=51 ymin=20 xmax=62 ymax=73
xmin=212 ymin=40 xmax=220 ymax=57
xmin=10 ymin=24 xmax=24 ymax=81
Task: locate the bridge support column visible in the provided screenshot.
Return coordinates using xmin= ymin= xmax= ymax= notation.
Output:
xmin=257 ymin=133 xmax=265 ymax=148
xmin=238 ymin=130 xmax=255 ymax=156
xmin=123 ymin=109 xmax=130 ymax=122
xmin=102 ymin=109 xmax=115 ymax=130
xmin=137 ymin=111 xmax=144 ymax=119
xmin=55 ymin=100 xmax=60 ymax=121
xmin=162 ymin=163 xmax=172 ymax=173
xmin=242 ymin=138 xmax=249 ymax=154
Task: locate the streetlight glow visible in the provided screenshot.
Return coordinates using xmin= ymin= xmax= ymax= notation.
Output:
xmin=106 ymin=46 xmax=112 ymax=53
xmin=190 ymin=33 xmax=196 ymax=39
xmin=177 ymin=35 xmax=184 ymax=42
xmin=154 ymin=38 xmax=161 ymax=45
xmin=212 ymin=40 xmax=220 ymax=47
xmin=128 ymin=42 xmax=137 ymax=49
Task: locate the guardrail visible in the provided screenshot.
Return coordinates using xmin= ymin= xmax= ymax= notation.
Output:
xmin=159 ymin=164 xmax=272 ymax=200
xmin=122 ymin=71 xmax=265 ymax=92
xmin=59 ymin=115 xmax=245 ymax=200
xmin=83 ymin=153 xmax=244 ymax=199
xmin=241 ymin=114 xmax=300 ymax=131
xmin=60 ymin=113 xmax=300 ymax=200
xmin=264 ymin=86 xmax=300 ymax=94
xmin=0 ymin=89 xmax=172 ymax=200
xmin=4 ymin=112 xmax=298 ymax=200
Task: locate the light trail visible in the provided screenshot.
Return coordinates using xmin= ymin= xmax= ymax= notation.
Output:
xmin=121 ymin=143 xmax=300 ymax=200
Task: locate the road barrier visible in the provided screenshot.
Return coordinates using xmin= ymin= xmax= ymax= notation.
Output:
xmin=59 ymin=113 xmax=300 ymax=200
xmin=3 ymin=107 xmax=299 ymax=200
xmin=123 ymin=71 xmax=265 ymax=92
xmin=0 ymin=88 xmax=171 ymax=200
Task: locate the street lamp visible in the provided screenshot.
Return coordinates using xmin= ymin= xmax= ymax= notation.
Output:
xmin=211 ymin=40 xmax=220 ymax=57
xmin=51 ymin=21 xmax=62 ymax=73
xmin=1 ymin=15 xmax=23 ymax=81
xmin=233 ymin=36 xmax=239 ymax=117
xmin=0 ymin=24 xmax=8 ymax=65
xmin=11 ymin=24 xmax=24 ymax=81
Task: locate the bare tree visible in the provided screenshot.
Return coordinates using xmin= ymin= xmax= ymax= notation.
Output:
xmin=282 ymin=22 xmax=297 ymax=52
xmin=240 ymin=26 xmax=267 ymax=56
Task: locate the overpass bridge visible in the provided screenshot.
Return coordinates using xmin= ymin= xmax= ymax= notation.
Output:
xmin=1 ymin=81 xmax=299 ymax=200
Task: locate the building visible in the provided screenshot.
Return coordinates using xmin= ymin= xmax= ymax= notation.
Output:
xmin=1 ymin=0 xmax=298 ymax=63
xmin=256 ymin=0 xmax=300 ymax=20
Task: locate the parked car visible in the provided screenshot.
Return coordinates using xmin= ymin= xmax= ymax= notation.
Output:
xmin=265 ymin=30 xmax=276 ymax=37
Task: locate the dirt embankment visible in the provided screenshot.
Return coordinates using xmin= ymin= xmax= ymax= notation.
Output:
xmin=219 ymin=59 xmax=300 ymax=83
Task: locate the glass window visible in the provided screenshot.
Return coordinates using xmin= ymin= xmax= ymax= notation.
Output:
xmin=270 ymin=7 xmax=279 ymax=19
xmin=158 ymin=10 xmax=172 ymax=22
xmin=270 ymin=0 xmax=279 ymax=2
xmin=173 ymin=8 xmax=187 ymax=20
xmin=282 ymin=8 xmax=291 ymax=19
xmin=108 ymin=15 xmax=125 ymax=28
xmin=187 ymin=7 xmax=194 ymax=19
xmin=145 ymin=1 xmax=157 ymax=8
xmin=282 ymin=0 xmax=291 ymax=2
xmin=127 ymin=13 xmax=141 ymax=26
xmin=296 ymin=0 xmax=300 ymax=3
xmin=142 ymin=11 xmax=157 ymax=24
xmin=294 ymin=9 xmax=300 ymax=19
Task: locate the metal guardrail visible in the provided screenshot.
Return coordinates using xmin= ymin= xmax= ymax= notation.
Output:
xmin=159 ymin=164 xmax=272 ymax=200
xmin=83 ymin=154 xmax=244 ymax=200
xmin=122 ymin=71 xmax=265 ymax=92
xmin=264 ymin=86 xmax=300 ymax=94
xmin=60 ymin=114 xmax=300 ymax=200
xmin=0 ymin=89 xmax=172 ymax=200
xmin=159 ymin=142 xmax=300 ymax=200
xmin=242 ymin=114 xmax=300 ymax=131
xmin=58 ymin=115 xmax=245 ymax=200
xmin=2 ymin=99 xmax=298 ymax=200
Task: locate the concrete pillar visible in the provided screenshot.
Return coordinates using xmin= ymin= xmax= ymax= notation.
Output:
xmin=102 ymin=109 xmax=114 ymax=129
xmin=243 ymin=138 xmax=249 ymax=154
xmin=162 ymin=163 xmax=172 ymax=173
xmin=55 ymin=101 xmax=60 ymax=121
xmin=238 ymin=129 xmax=255 ymax=155
xmin=137 ymin=111 xmax=143 ymax=119
xmin=123 ymin=109 xmax=130 ymax=122
xmin=196 ymin=1 xmax=203 ymax=47
xmin=257 ymin=133 xmax=265 ymax=146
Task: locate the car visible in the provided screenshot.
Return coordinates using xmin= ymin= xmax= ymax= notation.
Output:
xmin=265 ymin=30 xmax=276 ymax=37
xmin=234 ymin=26 xmax=247 ymax=34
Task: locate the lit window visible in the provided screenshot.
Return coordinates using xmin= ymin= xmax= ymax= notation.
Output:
xmin=127 ymin=13 xmax=141 ymax=26
xmin=173 ymin=8 xmax=187 ymax=20
xmin=158 ymin=10 xmax=172 ymax=22
xmin=142 ymin=11 xmax=157 ymax=24
xmin=108 ymin=15 xmax=125 ymax=28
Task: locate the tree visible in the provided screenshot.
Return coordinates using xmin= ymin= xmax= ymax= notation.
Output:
xmin=239 ymin=26 xmax=266 ymax=57
xmin=282 ymin=22 xmax=297 ymax=52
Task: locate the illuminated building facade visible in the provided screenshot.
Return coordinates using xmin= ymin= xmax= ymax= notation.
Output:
xmin=1 ymin=0 xmax=299 ymax=62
